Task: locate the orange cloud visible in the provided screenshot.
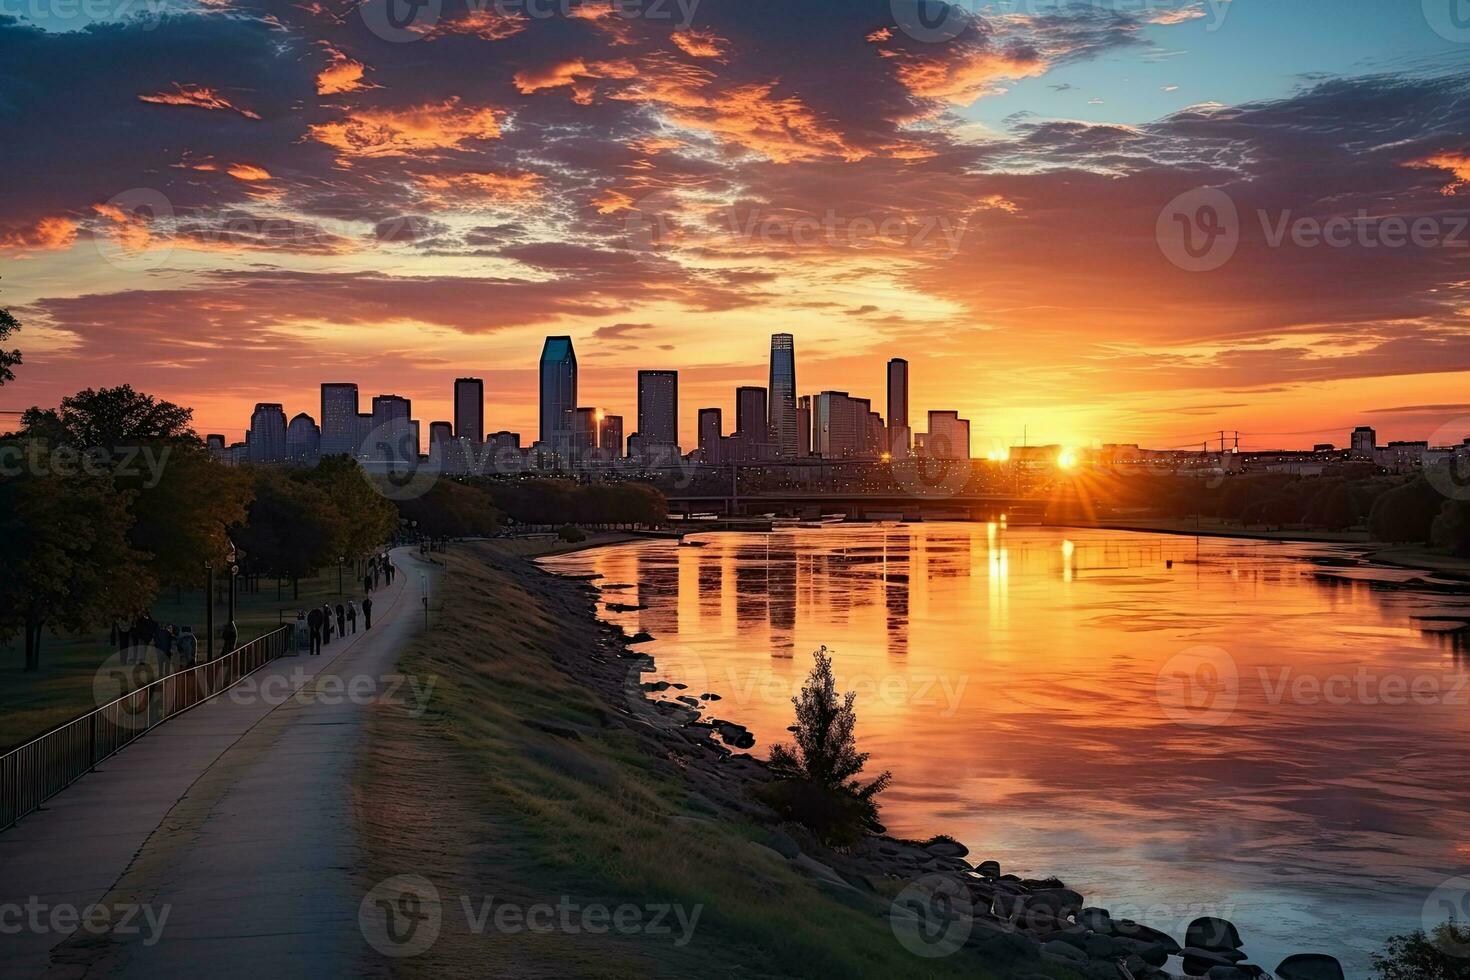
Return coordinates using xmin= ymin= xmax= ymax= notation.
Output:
xmin=628 ymin=136 xmax=685 ymax=155
xmin=428 ymin=9 xmax=526 ymax=40
xmin=0 ymin=215 xmax=78 ymax=251
xmin=417 ymin=171 xmax=543 ymax=203
xmin=671 ymin=29 xmax=727 ymax=58
xmin=867 ymin=27 xmax=893 ymax=42
xmin=308 ymin=99 xmax=502 ymax=158
xmin=894 ymin=47 xmax=1048 ymax=104
xmin=226 ymin=163 xmax=272 ymax=181
xmin=513 ymin=59 xmax=637 ymax=97
xmin=1148 ymin=5 xmax=1208 ymax=25
xmin=92 ymin=202 xmax=154 ymax=252
xmin=592 ymin=188 xmax=636 ymax=214
xmin=317 ymin=47 xmax=368 ymax=95
xmin=1411 ymin=152 xmax=1470 ymax=195
xmin=138 ymin=83 xmax=262 ymax=119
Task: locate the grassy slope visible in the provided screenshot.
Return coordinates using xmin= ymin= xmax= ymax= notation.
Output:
xmin=362 ymin=541 xmax=1009 ymax=979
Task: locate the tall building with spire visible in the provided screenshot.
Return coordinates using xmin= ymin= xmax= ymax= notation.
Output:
xmin=769 ymin=333 xmax=797 ymax=458
xmin=454 ymin=377 xmax=484 ymax=444
xmin=887 ymin=357 xmax=910 ymax=457
xmin=539 ymin=337 xmax=577 ymax=454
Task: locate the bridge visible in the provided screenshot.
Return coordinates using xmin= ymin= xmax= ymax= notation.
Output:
xmin=663 ymin=490 xmax=1060 ymax=522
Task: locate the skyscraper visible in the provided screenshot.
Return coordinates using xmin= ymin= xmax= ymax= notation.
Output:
xmin=637 ymin=371 xmax=679 ymax=452
xmin=371 ymin=394 xmax=414 ymax=464
xmin=698 ymin=407 xmax=723 ymax=465
xmin=320 ymin=382 xmax=359 ymax=457
xmin=286 ymin=412 xmax=320 ymax=465
xmin=769 ymin=333 xmax=797 ymax=458
xmin=887 ymin=358 xmax=910 ymax=457
xmin=813 ymin=391 xmax=865 ymax=459
xmin=429 ymin=421 xmax=453 ymax=445
xmin=247 ymin=403 xmax=288 ymax=463
xmin=539 ymin=336 xmax=578 ymax=453
xmin=735 ymin=385 xmax=768 ymax=460
xmin=574 ymin=407 xmax=600 ymax=457
xmin=926 ymin=410 xmax=970 ymax=460
xmin=454 ymin=377 xmax=484 ymax=444
xmin=600 ymin=415 xmax=623 ymax=458
xmin=797 ymin=395 xmax=812 ymax=457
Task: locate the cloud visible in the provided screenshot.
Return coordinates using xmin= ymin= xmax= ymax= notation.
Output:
xmin=308 ymin=99 xmax=503 ymax=158
xmin=138 ymin=83 xmax=262 ymax=119
xmin=0 ymin=216 xmax=78 ymax=252
xmin=593 ymin=322 xmax=655 ymax=339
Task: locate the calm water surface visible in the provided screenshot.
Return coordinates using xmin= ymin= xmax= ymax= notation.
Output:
xmin=541 ymin=524 xmax=1470 ymax=975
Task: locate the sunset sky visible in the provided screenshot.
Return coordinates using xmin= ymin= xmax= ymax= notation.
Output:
xmin=2 ymin=0 xmax=1469 ymax=452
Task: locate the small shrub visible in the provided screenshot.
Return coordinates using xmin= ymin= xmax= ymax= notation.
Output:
xmin=1372 ymin=920 xmax=1470 ymax=980
xmin=557 ymin=523 xmax=586 ymax=543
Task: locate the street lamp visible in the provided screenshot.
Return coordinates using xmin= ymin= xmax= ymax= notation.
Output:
xmin=204 ymin=560 xmax=215 ymax=661
xmin=338 ymin=556 xmax=345 ymax=596
xmin=223 ymin=539 xmax=240 ymax=654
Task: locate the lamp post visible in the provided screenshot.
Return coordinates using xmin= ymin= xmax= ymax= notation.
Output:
xmin=223 ymin=540 xmax=240 ymax=654
xmin=338 ymin=556 xmax=345 ymax=596
xmin=204 ymin=560 xmax=215 ymax=661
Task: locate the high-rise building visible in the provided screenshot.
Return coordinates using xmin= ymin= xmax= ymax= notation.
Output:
xmin=735 ymin=385 xmax=768 ymax=460
xmin=813 ymin=391 xmax=866 ymax=459
xmin=247 ymin=403 xmax=288 ymax=464
xmin=539 ymin=336 xmax=578 ymax=454
xmin=769 ymin=333 xmax=797 ymax=458
xmin=797 ymin=395 xmax=812 ymax=457
xmin=887 ymin=358 xmax=910 ymax=457
xmin=286 ymin=412 xmax=320 ymax=465
xmin=371 ymin=394 xmax=415 ymax=464
xmin=454 ymin=378 xmax=484 ymax=444
xmin=600 ymin=415 xmax=623 ymax=458
xmin=1350 ymin=426 xmax=1376 ymax=458
xmin=320 ymin=382 xmax=359 ymax=457
xmin=637 ymin=370 xmax=679 ymax=451
xmin=926 ymin=410 xmax=970 ymax=460
xmin=698 ymin=407 xmax=723 ymax=464
xmin=574 ymin=407 xmax=600 ymax=457
xmin=429 ymin=421 xmax=453 ymax=445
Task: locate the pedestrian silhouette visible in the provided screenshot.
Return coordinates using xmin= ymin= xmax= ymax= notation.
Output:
xmin=363 ymin=596 xmax=373 ymax=630
xmin=307 ymin=606 xmax=324 ymax=655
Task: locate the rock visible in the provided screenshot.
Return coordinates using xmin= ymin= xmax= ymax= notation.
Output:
xmin=676 ymin=695 xmax=699 ymax=707
xmin=1206 ymin=967 xmax=1253 ymax=980
xmin=1187 ymin=917 xmax=1244 ymax=952
xmin=1042 ymin=940 xmax=1089 ymax=965
xmin=1114 ymin=939 xmax=1170 ymax=968
xmin=1276 ymin=954 xmax=1346 ymax=980
xmin=1079 ymin=907 xmax=1113 ymax=933
xmin=1114 ymin=921 xmax=1181 ymax=954
xmin=1183 ymin=948 xmax=1241 ymax=975
xmin=976 ymin=860 xmax=1001 ymax=878
xmin=791 ymin=853 xmax=846 ymax=886
xmin=924 ymin=836 xmax=970 ymax=859
xmin=1086 ymin=933 xmax=1123 ymax=959
xmin=626 ymin=631 xmax=655 ymax=644
xmin=765 ymin=828 xmax=802 ymax=859
xmin=1026 ymin=887 xmax=1084 ymax=917
xmin=701 ymin=692 xmax=721 ymax=701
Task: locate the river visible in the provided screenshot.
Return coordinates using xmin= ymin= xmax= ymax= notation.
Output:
xmin=540 ymin=523 xmax=1470 ymax=975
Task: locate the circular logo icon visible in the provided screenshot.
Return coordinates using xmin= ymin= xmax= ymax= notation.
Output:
xmin=1156 ymin=645 xmax=1239 ymax=727
xmin=1424 ymin=0 xmax=1470 ymax=43
xmin=94 ymin=649 xmax=164 ymax=731
xmin=360 ymin=421 xmax=442 ymax=501
xmin=1157 ymin=187 xmax=1239 ymax=272
xmin=890 ymin=874 xmax=973 ymax=958
xmin=889 ymin=454 xmax=972 ymax=499
xmin=359 ymin=0 xmax=442 ymax=42
xmin=1423 ymin=877 xmax=1470 ymax=957
xmin=93 ymin=188 xmax=175 ymax=272
xmin=360 ymin=874 xmax=441 ymax=957
xmin=1424 ymin=417 xmax=1470 ymax=501
xmin=890 ymin=0 xmax=971 ymax=43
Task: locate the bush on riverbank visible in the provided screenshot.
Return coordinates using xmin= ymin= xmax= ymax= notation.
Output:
xmin=1372 ymin=920 xmax=1470 ymax=979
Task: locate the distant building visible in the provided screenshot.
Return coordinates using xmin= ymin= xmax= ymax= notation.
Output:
xmin=286 ymin=412 xmax=320 ymax=465
xmin=768 ymin=333 xmax=797 ymax=458
xmin=926 ymin=410 xmax=970 ymax=460
xmin=599 ymin=415 xmax=623 ymax=458
xmin=637 ymin=370 xmax=679 ymax=452
xmin=735 ymin=385 xmax=768 ymax=460
xmin=247 ymin=403 xmax=288 ymax=464
xmin=206 ymin=433 xmax=226 ymax=453
xmin=813 ymin=390 xmax=869 ymax=459
xmin=698 ymin=407 xmax=723 ymax=465
xmin=1350 ymin=426 xmax=1376 ymax=458
xmin=540 ymin=336 xmax=578 ymax=455
xmin=574 ymin=407 xmax=600 ymax=457
xmin=887 ymin=358 xmax=909 ymax=457
xmin=796 ymin=395 xmax=812 ymax=457
xmin=371 ymin=394 xmax=415 ymax=464
xmin=320 ymin=382 xmax=360 ymax=457
xmin=454 ymin=378 xmax=484 ymax=444
xmin=429 ymin=421 xmax=453 ymax=446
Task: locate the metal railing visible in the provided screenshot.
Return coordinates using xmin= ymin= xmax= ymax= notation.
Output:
xmin=0 ymin=625 xmax=294 ymax=831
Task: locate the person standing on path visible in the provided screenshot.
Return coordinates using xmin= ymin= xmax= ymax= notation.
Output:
xmin=346 ymin=599 xmax=358 ymax=634
xmin=322 ymin=604 xmax=334 ymax=646
xmin=362 ymin=595 xmax=373 ymax=630
xmin=363 ymin=572 xmax=373 ymax=594
xmin=307 ymin=606 xmax=323 ymax=655
xmin=335 ymin=601 xmax=346 ymax=637
xmin=176 ymin=626 xmax=197 ymax=668
xmin=156 ymin=624 xmax=175 ymax=675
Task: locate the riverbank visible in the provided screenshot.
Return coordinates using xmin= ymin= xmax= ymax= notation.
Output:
xmin=358 ymin=539 xmax=1054 ymax=978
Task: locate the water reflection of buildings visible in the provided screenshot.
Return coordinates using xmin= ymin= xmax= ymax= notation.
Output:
xmin=882 ymin=528 xmax=910 ymax=658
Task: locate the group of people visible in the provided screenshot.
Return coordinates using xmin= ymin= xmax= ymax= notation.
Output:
xmin=362 ymin=552 xmax=396 ymax=594
xmin=300 ymin=597 xmax=370 ymax=655
xmin=112 ymin=615 xmax=199 ymax=675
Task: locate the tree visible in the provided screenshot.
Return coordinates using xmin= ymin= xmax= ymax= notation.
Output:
xmin=1372 ymin=921 xmax=1470 ymax=980
xmin=125 ymin=443 xmax=253 ymax=589
xmin=395 ymin=480 xmax=500 ymax=538
xmin=0 ymin=308 xmax=20 ymax=388
xmin=1369 ymin=477 xmax=1445 ymax=544
xmin=763 ymin=646 xmax=892 ymax=845
xmin=0 ymin=468 xmax=155 ymax=671
xmin=234 ymin=471 xmax=341 ymax=599
xmin=299 ymin=455 xmax=399 ymax=559
xmin=1431 ymin=500 xmax=1470 ymax=558
xmin=20 ymin=384 xmax=195 ymax=448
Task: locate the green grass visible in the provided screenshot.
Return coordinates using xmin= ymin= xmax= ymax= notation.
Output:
xmin=380 ymin=541 xmax=1015 ymax=979
xmin=0 ymin=564 xmax=373 ymax=750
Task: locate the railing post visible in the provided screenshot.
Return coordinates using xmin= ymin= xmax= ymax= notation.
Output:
xmin=89 ymin=713 xmax=96 ymax=771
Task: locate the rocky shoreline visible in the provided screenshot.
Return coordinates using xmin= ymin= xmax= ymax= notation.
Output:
xmin=528 ymin=556 xmax=1349 ymax=980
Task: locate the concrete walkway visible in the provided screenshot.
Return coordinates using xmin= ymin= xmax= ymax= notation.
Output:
xmin=0 ymin=547 xmax=436 ymax=979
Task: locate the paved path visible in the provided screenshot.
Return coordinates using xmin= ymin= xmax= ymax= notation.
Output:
xmin=0 ymin=547 xmax=436 ymax=979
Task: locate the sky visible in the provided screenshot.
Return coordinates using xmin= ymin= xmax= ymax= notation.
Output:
xmin=2 ymin=0 xmax=1469 ymax=453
